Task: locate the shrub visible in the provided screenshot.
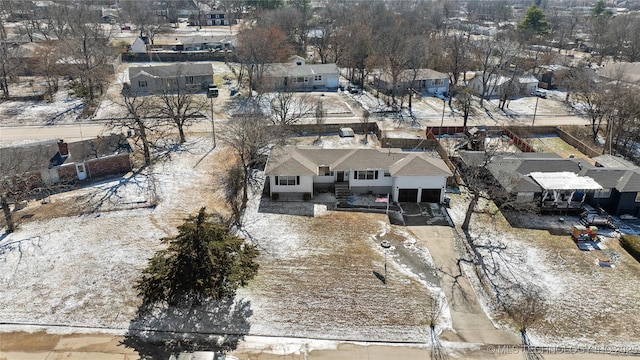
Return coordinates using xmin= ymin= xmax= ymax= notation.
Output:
xmin=303 ymin=193 xmax=312 ymax=201
xmin=271 ymin=193 xmax=279 ymax=201
xmin=620 ymin=234 xmax=640 ymax=263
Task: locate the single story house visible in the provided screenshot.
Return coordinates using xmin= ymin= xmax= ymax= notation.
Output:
xmin=373 ymin=68 xmax=450 ymax=95
xmin=125 ymin=63 xmax=214 ymax=95
xmin=581 ymin=156 xmax=640 ymax=217
xmin=459 ymin=151 xmax=639 ymax=216
xmin=145 ymin=35 xmax=236 ymax=52
xmin=264 ymin=146 xmax=453 ymax=203
xmin=263 ymin=57 xmax=339 ymax=91
xmin=468 ymin=72 xmax=538 ymax=98
xmin=0 ymin=134 xmax=133 ymax=195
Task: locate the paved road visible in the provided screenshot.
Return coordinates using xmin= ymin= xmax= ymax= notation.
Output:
xmin=1 ymin=331 xmax=636 ymax=359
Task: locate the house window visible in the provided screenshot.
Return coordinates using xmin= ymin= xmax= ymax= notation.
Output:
xmin=276 ymin=176 xmax=299 ymax=186
xmin=319 ymin=166 xmax=330 ymax=176
xmin=384 ymin=170 xmax=391 ymax=177
xmin=296 ymin=77 xmax=304 ymax=83
xmin=356 ymin=170 xmax=378 ymax=180
xmin=185 ymin=76 xmax=194 ymax=84
xmin=432 ymin=78 xmax=443 ymax=86
xmin=138 ymin=80 xmax=147 ymax=88
xmin=636 ymin=192 xmax=640 ymax=202
xmin=593 ymin=189 xmax=611 ymax=198
xmin=314 ymin=75 xmax=322 ymax=81
xmin=164 ymin=79 xmax=177 ymax=88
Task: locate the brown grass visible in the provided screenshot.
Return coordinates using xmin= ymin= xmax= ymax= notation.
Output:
xmin=246 ymin=211 xmax=436 ymax=340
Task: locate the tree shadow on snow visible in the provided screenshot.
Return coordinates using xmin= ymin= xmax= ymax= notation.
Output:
xmin=121 ymin=297 xmax=252 ymax=359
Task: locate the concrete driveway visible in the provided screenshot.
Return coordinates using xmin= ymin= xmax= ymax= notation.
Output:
xmin=408 ymin=226 xmax=519 ymax=345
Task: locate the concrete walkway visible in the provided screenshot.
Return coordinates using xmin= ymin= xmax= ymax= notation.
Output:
xmin=408 ymin=226 xmax=519 ymax=345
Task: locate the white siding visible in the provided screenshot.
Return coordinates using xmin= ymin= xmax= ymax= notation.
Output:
xmin=325 ymin=73 xmax=339 ymax=88
xmin=393 ymin=176 xmax=447 ymax=202
xmin=269 ymin=175 xmax=313 ymax=195
xmin=516 ymin=192 xmax=535 ymax=202
xmin=349 ymin=170 xmax=393 ymax=188
xmin=313 ymin=175 xmax=334 ymax=184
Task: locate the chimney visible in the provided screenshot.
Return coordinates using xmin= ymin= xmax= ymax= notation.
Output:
xmin=58 ymin=139 xmax=69 ymax=156
xmin=577 ymin=161 xmax=582 ymax=170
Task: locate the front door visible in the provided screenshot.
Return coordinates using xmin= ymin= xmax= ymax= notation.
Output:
xmin=336 ymin=171 xmax=344 ymax=182
xmin=76 ymin=163 xmax=87 ymax=181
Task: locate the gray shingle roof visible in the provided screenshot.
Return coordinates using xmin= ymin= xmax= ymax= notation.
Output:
xmin=129 ymin=63 xmax=213 ymax=79
xmin=264 ymin=146 xmax=452 ymax=177
xmin=264 ymin=63 xmax=339 ymax=78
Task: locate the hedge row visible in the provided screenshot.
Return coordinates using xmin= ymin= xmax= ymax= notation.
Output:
xmin=620 ymin=234 xmax=640 ymax=263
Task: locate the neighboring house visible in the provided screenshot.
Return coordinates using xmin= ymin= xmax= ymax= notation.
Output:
xmin=190 ymin=9 xmax=230 ymax=26
xmin=130 ymin=37 xmax=147 ymax=53
xmin=584 ymin=155 xmax=640 ymax=217
xmin=149 ymin=35 xmax=235 ymax=52
xmin=264 ymin=146 xmax=453 ymax=203
xmin=537 ymin=64 xmax=569 ymax=89
xmin=0 ymin=134 xmax=133 ymax=193
xmin=468 ymin=72 xmax=538 ymax=98
xmin=374 ymin=68 xmax=450 ymax=95
xmin=125 ymin=63 xmax=214 ymax=95
xmin=460 ymin=151 xmax=640 ymax=216
xmin=263 ymin=57 xmax=339 ymax=91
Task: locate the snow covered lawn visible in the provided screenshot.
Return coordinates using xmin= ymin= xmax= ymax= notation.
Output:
xmin=0 ymin=136 xmax=444 ymax=343
xmin=447 ymin=192 xmax=640 ymax=348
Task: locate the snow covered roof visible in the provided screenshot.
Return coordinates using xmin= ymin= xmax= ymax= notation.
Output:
xmin=529 ymin=172 xmax=603 ymax=191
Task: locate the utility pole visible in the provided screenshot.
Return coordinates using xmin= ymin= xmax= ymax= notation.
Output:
xmin=209 ymin=92 xmax=217 ymax=148
xmin=531 ymin=96 xmax=539 ymax=127
xmin=440 ymin=99 xmax=446 ymax=134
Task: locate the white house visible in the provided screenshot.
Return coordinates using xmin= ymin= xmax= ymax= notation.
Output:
xmin=374 ymin=68 xmax=450 ymax=95
xmin=263 ymin=57 xmax=340 ymax=91
xmin=125 ymin=63 xmax=214 ymax=95
xmin=468 ymin=72 xmax=539 ymax=98
xmin=264 ymin=146 xmax=453 ymax=203
xmin=130 ymin=37 xmax=147 ymax=53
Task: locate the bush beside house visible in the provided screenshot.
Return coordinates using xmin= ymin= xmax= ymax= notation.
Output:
xmin=620 ymin=234 xmax=640 ymax=263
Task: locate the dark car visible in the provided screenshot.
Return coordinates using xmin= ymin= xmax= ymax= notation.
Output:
xmin=347 ymin=84 xmax=360 ymax=94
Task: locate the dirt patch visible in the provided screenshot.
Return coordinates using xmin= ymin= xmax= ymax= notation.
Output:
xmin=526 ymin=135 xmax=595 ymax=164
xmin=0 ymin=331 xmax=60 ymax=351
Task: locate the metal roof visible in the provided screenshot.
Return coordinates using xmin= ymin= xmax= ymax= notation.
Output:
xmin=530 ymin=172 xmax=603 ymax=191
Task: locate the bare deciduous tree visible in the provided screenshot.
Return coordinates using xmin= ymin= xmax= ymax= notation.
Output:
xmin=221 ymin=112 xmax=274 ymax=225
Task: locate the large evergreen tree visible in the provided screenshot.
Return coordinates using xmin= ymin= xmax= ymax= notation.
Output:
xmin=136 ymin=208 xmax=259 ymax=306
xmin=518 ymin=5 xmax=550 ymax=41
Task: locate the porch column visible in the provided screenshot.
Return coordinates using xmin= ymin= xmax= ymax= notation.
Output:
xmin=581 ymin=192 xmax=587 ymax=204
xmin=553 ymin=190 xmax=559 ymax=205
xmin=568 ymin=191 xmax=575 ymax=206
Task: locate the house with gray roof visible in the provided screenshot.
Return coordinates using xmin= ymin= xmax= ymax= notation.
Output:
xmin=265 ymin=146 xmax=453 ymax=203
xmin=125 ymin=63 xmax=214 ymax=95
xmin=459 ymin=151 xmax=640 ymax=216
xmin=263 ymin=57 xmax=339 ymax=91
xmin=374 ymin=68 xmax=450 ymax=95
xmin=468 ymin=72 xmax=539 ymax=98
xmin=580 ymin=164 xmax=640 ymax=217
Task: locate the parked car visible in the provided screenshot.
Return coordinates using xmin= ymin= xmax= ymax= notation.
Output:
xmin=531 ymin=89 xmax=547 ymax=98
xmin=347 ymin=84 xmax=360 ymax=94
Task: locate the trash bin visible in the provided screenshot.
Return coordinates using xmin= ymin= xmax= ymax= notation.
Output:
xmin=339 ymin=84 xmax=344 ymax=91
xmin=230 ymin=87 xmax=236 ymax=96
xmin=443 ymin=197 xmax=451 ymax=208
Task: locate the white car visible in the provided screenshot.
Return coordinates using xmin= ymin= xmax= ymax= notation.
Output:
xmin=531 ymin=89 xmax=547 ymax=98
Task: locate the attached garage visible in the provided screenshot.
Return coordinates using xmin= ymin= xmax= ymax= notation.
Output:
xmin=398 ymin=188 xmax=419 ymax=202
xmin=420 ymin=189 xmax=441 ymax=203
